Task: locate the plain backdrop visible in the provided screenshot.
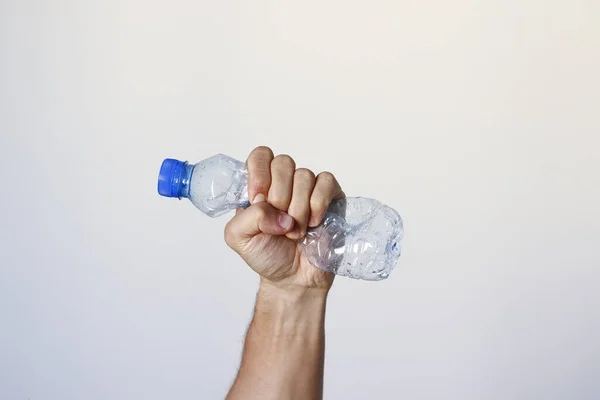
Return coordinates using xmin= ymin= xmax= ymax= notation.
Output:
xmin=1 ymin=1 xmax=599 ymax=399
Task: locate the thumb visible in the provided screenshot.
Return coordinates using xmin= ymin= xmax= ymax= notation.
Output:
xmin=224 ymin=200 xmax=295 ymax=248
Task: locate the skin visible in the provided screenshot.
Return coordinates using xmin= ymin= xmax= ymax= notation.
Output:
xmin=225 ymin=146 xmax=344 ymax=400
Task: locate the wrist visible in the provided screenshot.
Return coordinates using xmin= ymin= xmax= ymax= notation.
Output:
xmin=254 ymin=280 xmax=329 ymax=334
xmin=258 ymin=278 xmax=329 ymax=306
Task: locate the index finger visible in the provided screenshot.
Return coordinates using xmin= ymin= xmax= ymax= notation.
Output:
xmin=246 ymin=146 xmax=274 ymax=203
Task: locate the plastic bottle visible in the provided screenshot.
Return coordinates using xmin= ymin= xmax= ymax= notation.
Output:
xmin=157 ymin=154 xmax=403 ymax=281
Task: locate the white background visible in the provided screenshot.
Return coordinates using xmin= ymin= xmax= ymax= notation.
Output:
xmin=1 ymin=1 xmax=599 ymax=399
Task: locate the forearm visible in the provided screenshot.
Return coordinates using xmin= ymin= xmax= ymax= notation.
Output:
xmin=226 ymin=281 xmax=329 ymax=400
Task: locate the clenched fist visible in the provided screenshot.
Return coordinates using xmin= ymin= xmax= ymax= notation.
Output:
xmin=224 ymin=146 xmax=344 ymax=291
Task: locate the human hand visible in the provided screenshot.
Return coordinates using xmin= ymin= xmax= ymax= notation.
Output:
xmin=224 ymin=146 xmax=344 ymax=291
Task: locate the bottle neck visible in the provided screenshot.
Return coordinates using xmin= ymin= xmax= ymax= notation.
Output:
xmin=178 ymin=163 xmax=195 ymax=199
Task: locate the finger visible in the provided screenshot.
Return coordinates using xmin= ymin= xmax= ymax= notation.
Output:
xmin=267 ymin=154 xmax=295 ymax=211
xmin=246 ymin=146 xmax=274 ymax=203
xmin=286 ymin=168 xmax=316 ymax=239
xmin=224 ymin=201 xmax=295 ymax=249
xmin=308 ymin=171 xmax=343 ymax=227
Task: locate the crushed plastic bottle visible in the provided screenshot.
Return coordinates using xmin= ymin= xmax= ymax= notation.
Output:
xmin=157 ymin=154 xmax=404 ymax=281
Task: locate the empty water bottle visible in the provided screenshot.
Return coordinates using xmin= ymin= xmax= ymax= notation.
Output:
xmin=157 ymin=154 xmax=403 ymax=281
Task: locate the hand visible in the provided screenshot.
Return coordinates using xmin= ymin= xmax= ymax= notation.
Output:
xmin=224 ymin=146 xmax=344 ymax=291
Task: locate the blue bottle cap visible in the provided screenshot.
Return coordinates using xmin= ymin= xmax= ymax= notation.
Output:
xmin=157 ymin=158 xmax=186 ymax=198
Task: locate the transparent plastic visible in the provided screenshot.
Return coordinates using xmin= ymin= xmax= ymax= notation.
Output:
xmin=300 ymin=197 xmax=403 ymax=281
xmin=176 ymin=154 xmax=404 ymax=281
xmin=185 ymin=155 xmax=250 ymax=217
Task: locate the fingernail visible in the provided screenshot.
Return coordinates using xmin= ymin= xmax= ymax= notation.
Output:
xmin=253 ymin=193 xmax=266 ymax=204
xmin=278 ymin=213 xmax=294 ymax=229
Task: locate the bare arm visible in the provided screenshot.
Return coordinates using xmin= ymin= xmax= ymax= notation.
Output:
xmin=226 ymin=283 xmax=328 ymax=400
xmin=223 ymin=146 xmax=342 ymax=400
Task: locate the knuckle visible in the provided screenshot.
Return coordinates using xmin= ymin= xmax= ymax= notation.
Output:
xmin=250 ymin=146 xmax=274 ymax=159
xmin=247 ymin=147 xmax=274 ymax=196
xmin=272 ymin=154 xmax=296 ymax=170
xmin=317 ymin=171 xmax=337 ymax=186
xmin=294 ymin=168 xmax=316 ymax=181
